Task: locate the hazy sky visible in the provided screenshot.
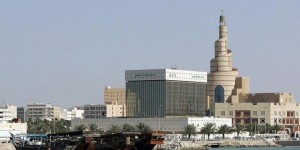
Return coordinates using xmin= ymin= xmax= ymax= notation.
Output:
xmin=1 ymin=1 xmax=300 ymax=108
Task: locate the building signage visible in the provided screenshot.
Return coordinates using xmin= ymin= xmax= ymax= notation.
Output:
xmin=125 ymin=69 xmax=207 ymax=82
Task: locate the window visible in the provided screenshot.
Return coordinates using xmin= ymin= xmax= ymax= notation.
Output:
xmin=253 ymin=111 xmax=257 ymax=116
xmin=244 ymin=111 xmax=250 ymax=117
xmin=214 ymin=85 xmax=224 ymax=103
xmin=244 ymin=118 xmax=250 ymax=124
xmin=274 ymin=111 xmax=277 ymax=115
xmin=260 ymin=118 xmax=265 ymax=124
xmin=229 ymin=111 xmax=233 ymax=116
xmin=221 ymin=111 xmax=225 ymax=116
xmin=261 ymin=111 xmax=265 ymax=116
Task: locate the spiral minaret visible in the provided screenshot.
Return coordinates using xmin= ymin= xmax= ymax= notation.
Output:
xmin=207 ymin=15 xmax=239 ymax=116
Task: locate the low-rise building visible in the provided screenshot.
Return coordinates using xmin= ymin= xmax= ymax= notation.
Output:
xmin=17 ymin=107 xmax=26 ymax=122
xmin=71 ymin=117 xmax=231 ymax=133
xmin=215 ymin=93 xmax=300 ymax=134
xmin=0 ymin=122 xmax=27 ymax=142
xmin=0 ymin=104 xmax=17 ymax=123
xmin=106 ymin=103 xmax=126 ymax=117
xmin=83 ymin=104 xmax=106 ymax=119
xmin=26 ymin=103 xmax=61 ymax=121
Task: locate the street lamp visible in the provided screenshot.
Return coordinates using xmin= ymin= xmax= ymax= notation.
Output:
xmin=158 ymin=105 xmax=162 ymax=131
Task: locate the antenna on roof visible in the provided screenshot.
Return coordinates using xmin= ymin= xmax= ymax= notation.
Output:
xmin=171 ymin=64 xmax=177 ymax=70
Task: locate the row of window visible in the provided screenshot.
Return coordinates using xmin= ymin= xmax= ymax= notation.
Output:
xmin=235 ymin=118 xmax=265 ymax=124
xmin=274 ymin=118 xmax=300 ymax=125
xmin=221 ymin=111 xmax=266 ymax=116
xmin=274 ymin=111 xmax=298 ymax=116
xmin=221 ymin=110 xmax=300 ymax=117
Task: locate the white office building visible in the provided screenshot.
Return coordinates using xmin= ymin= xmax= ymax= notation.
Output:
xmin=0 ymin=104 xmax=17 ymax=123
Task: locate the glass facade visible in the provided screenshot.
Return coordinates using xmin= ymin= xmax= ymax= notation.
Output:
xmin=126 ymin=80 xmax=206 ymax=117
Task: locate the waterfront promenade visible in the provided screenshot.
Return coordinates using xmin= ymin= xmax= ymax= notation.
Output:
xmin=155 ymin=139 xmax=279 ymax=150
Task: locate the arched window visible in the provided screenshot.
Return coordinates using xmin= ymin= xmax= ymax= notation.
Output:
xmin=215 ymin=85 xmax=224 ymax=103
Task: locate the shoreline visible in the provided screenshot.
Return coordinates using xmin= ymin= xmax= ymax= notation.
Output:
xmin=0 ymin=139 xmax=283 ymax=150
xmin=156 ymin=139 xmax=280 ymax=149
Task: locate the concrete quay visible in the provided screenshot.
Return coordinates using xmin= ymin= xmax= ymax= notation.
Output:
xmin=155 ymin=139 xmax=280 ymax=150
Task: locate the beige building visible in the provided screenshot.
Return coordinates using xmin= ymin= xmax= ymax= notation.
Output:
xmin=210 ymin=15 xmax=300 ymax=135
xmin=26 ymin=103 xmax=61 ymax=121
xmin=104 ymin=86 xmax=126 ymax=117
xmin=106 ymin=103 xmax=126 ymax=117
xmin=104 ymin=86 xmax=125 ymax=105
xmin=215 ymin=93 xmax=300 ymax=134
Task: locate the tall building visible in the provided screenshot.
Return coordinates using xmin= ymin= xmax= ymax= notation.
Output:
xmin=104 ymin=86 xmax=126 ymax=105
xmin=125 ymin=69 xmax=207 ymax=117
xmin=207 ymin=15 xmax=249 ymax=115
xmin=104 ymin=86 xmax=126 ymax=117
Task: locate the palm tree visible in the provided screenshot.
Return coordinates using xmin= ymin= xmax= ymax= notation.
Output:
xmin=122 ymin=123 xmax=136 ymax=132
xmin=106 ymin=124 xmax=121 ymax=133
xmin=183 ymin=124 xmax=197 ymax=139
xmin=245 ymin=123 xmax=258 ymax=136
xmin=136 ymin=122 xmax=152 ymax=132
xmin=272 ymin=124 xmax=282 ymax=134
xmin=27 ymin=118 xmax=71 ymax=134
xmin=88 ymin=123 xmax=99 ymax=133
xmin=200 ymin=122 xmax=216 ymax=140
xmin=217 ymin=124 xmax=233 ymax=139
xmin=74 ymin=124 xmax=86 ymax=131
xmin=27 ymin=118 xmax=49 ymax=134
xmin=266 ymin=123 xmax=272 ymax=134
xmin=257 ymin=125 xmax=265 ymax=134
xmin=234 ymin=124 xmax=245 ymax=136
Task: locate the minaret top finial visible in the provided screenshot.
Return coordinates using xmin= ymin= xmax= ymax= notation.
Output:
xmin=219 ymin=10 xmax=226 ymax=26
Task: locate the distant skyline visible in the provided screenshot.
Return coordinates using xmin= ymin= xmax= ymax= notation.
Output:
xmin=1 ymin=1 xmax=300 ymax=108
